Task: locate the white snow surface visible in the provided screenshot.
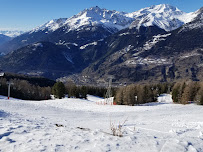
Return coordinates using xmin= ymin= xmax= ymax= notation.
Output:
xmin=30 ymin=4 xmax=198 ymax=35
xmin=0 ymin=94 xmax=203 ymax=152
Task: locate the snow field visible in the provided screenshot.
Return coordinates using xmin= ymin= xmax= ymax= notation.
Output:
xmin=0 ymin=94 xmax=203 ymax=152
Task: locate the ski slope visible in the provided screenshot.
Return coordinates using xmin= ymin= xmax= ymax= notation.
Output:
xmin=0 ymin=94 xmax=203 ymax=152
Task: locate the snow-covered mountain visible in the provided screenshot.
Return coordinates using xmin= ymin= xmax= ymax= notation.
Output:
xmin=30 ymin=4 xmax=198 ymax=34
xmin=0 ymin=4 xmax=199 ymax=55
xmin=0 ymin=30 xmax=24 ymax=37
xmin=0 ymin=6 xmax=136 ymax=54
xmin=79 ymin=6 xmax=203 ymax=84
xmin=30 ymin=6 xmax=134 ymax=34
xmin=128 ymin=4 xmax=197 ymax=31
xmin=178 ymin=7 xmax=203 ymax=32
xmin=64 ymin=6 xmax=133 ymax=32
xmin=30 ymin=18 xmax=67 ymax=34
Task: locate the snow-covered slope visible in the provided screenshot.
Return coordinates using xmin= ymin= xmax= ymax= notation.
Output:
xmin=128 ymin=4 xmax=197 ymax=31
xmin=0 ymin=94 xmax=203 ymax=152
xmin=178 ymin=7 xmax=203 ymax=32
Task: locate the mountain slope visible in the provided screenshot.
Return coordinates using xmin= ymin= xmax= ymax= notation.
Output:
xmin=0 ymin=34 xmax=11 ymax=46
xmin=0 ymin=6 xmax=133 ymax=54
xmin=76 ymin=7 xmax=203 ymax=85
xmin=141 ymin=7 xmax=203 ymax=57
xmin=0 ymin=42 xmax=81 ymax=79
xmin=0 ymin=4 xmax=197 ymax=55
xmin=0 ymin=5 xmax=202 ymax=82
xmin=128 ymin=4 xmax=197 ymax=31
xmin=32 ymin=6 xmax=133 ymax=33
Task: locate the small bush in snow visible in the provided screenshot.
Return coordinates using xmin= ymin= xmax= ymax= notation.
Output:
xmin=110 ymin=118 xmax=128 ymax=137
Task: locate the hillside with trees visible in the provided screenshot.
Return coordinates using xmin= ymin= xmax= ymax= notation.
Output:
xmin=0 ymin=73 xmax=55 ymax=100
xmin=172 ymin=81 xmax=203 ymax=105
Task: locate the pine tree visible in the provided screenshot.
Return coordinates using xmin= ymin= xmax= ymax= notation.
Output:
xmin=52 ymin=82 xmax=66 ymax=99
xmin=79 ymin=86 xmax=87 ymax=99
xmin=172 ymin=85 xmax=179 ymax=103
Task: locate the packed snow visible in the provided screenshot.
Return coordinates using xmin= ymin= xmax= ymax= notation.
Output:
xmin=0 ymin=94 xmax=203 ymax=152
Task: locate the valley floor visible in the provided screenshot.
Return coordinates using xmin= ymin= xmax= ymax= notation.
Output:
xmin=0 ymin=94 xmax=203 ymax=152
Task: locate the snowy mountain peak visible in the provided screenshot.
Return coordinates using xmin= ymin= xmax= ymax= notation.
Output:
xmin=128 ymin=4 xmax=196 ymax=31
xmin=31 ymin=6 xmax=133 ymax=34
xmin=30 ymin=18 xmax=67 ymax=33
xmin=65 ymin=6 xmax=133 ymax=32
xmin=88 ymin=6 xmax=102 ymax=12
xmin=30 ymin=4 xmax=198 ymax=34
xmin=149 ymin=4 xmax=179 ymax=12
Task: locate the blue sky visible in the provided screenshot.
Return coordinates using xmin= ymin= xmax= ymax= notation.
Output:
xmin=0 ymin=0 xmax=202 ymax=31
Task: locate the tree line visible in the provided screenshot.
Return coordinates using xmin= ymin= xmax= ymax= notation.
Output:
xmin=172 ymin=81 xmax=203 ymax=105
xmin=1 ymin=73 xmax=203 ymax=106
xmin=51 ymin=80 xmax=109 ymax=99
xmin=0 ymin=78 xmax=51 ymax=100
xmin=114 ymin=81 xmax=203 ymax=106
xmin=114 ymin=83 xmax=170 ymax=105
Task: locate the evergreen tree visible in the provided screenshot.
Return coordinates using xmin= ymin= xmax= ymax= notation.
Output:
xmin=52 ymin=82 xmax=66 ymax=99
xmin=79 ymin=86 xmax=87 ymax=99
xmin=172 ymin=85 xmax=179 ymax=103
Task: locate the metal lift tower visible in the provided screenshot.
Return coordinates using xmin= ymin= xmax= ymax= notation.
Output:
xmin=104 ymin=76 xmax=114 ymax=104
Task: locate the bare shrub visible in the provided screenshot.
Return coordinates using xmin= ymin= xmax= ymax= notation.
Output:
xmin=110 ymin=118 xmax=128 ymax=137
